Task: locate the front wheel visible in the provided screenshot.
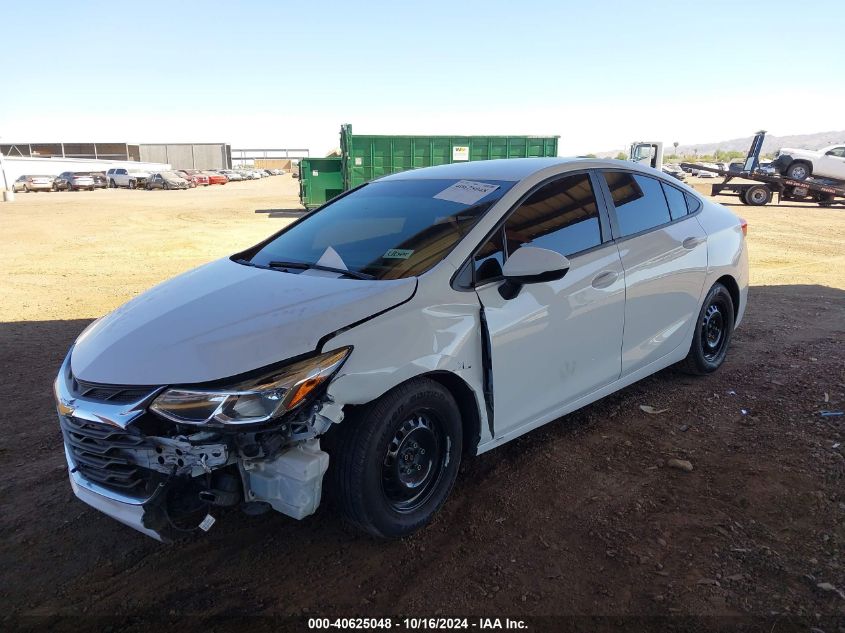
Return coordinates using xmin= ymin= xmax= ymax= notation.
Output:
xmin=681 ymin=283 xmax=735 ymax=375
xmin=332 ymin=378 xmax=463 ymax=538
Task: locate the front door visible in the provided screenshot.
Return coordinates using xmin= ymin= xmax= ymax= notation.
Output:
xmin=817 ymin=146 xmax=845 ymax=180
xmin=474 ymin=172 xmax=626 ymax=439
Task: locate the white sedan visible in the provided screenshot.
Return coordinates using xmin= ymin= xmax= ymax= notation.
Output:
xmin=55 ymin=157 xmax=748 ymax=541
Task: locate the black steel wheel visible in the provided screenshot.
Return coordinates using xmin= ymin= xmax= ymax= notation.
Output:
xmin=381 ymin=411 xmax=447 ymax=513
xmin=332 ymin=377 xmax=462 ymax=538
xmin=681 ymin=282 xmax=735 ymax=375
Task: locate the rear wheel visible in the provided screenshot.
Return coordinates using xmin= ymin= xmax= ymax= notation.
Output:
xmin=332 ymin=378 xmax=463 ymax=538
xmin=681 ymin=283 xmax=735 ymax=375
xmin=743 ymin=185 xmax=772 ymax=206
xmin=786 ymin=161 xmax=811 ymax=180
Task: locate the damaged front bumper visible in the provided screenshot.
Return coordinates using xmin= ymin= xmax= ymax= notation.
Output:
xmin=55 ymin=354 xmax=336 ymax=541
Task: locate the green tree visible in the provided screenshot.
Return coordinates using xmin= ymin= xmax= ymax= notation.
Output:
xmin=614 ymin=152 xmax=628 ymax=160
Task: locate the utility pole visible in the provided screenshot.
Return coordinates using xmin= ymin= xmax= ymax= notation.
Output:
xmin=0 ymin=137 xmax=10 ymax=197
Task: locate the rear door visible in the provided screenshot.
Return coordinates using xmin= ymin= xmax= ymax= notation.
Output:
xmin=474 ymin=171 xmax=625 ymax=438
xmin=598 ymin=170 xmax=707 ymax=375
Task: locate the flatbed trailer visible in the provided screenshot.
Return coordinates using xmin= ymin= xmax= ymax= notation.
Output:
xmin=681 ymin=131 xmax=845 ymax=207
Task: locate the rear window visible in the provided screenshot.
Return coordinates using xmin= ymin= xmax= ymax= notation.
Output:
xmin=603 ymin=172 xmax=671 ymax=237
xmin=248 ymin=178 xmax=514 ymax=280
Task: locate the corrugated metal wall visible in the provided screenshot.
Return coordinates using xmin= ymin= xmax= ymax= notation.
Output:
xmin=140 ymin=144 xmax=168 ymax=164
xmin=138 ymin=144 xmax=231 ymax=170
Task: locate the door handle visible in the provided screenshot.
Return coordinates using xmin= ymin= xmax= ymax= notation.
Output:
xmin=591 ymin=270 xmax=618 ymax=289
xmin=682 ymin=236 xmax=705 ymax=249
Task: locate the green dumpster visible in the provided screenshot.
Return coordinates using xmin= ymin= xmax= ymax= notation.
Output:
xmin=299 ymin=124 xmax=559 ymax=208
xmin=341 ymin=124 xmax=559 ymax=191
xmin=299 ymin=157 xmax=344 ymax=209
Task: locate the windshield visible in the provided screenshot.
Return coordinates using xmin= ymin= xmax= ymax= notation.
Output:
xmin=247 ymin=178 xmax=514 ymax=280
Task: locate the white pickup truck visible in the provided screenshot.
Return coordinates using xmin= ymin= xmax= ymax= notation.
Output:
xmin=773 ymin=144 xmax=845 ymax=181
xmin=106 ymin=168 xmax=151 ymax=189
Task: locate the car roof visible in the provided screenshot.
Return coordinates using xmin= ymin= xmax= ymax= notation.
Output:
xmin=377 ymin=157 xmax=634 ymax=182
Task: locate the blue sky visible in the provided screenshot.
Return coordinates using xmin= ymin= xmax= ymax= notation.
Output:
xmin=3 ymin=0 xmax=843 ymax=154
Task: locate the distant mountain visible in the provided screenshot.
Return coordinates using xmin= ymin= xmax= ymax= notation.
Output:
xmin=596 ymin=130 xmax=845 ymax=158
xmin=673 ymin=131 xmax=845 ymax=155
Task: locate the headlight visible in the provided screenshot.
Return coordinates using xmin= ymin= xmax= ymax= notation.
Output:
xmin=150 ymin=347 xmax=351 ymax=426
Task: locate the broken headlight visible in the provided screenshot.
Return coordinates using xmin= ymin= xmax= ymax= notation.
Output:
xmin=150 ymin=347 xmax=351 ymax=426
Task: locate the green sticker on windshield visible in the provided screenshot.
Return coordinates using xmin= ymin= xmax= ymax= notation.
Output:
xmin=383 ymin=248 xmax=414 ymax=259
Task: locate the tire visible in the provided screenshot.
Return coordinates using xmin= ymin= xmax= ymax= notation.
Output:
xmin=332 ymin=378 xmax=463 ymax=538
xmin=109 ymin=179 xmax=116 ymax=188
xmin=785 ymin=161 xmax=811 ymax=180
xmin=163 ymin=182 xmax=170 ymax=190
xmin=681 ymin=283 xmax=735 ymax=375
xmin=129 ymin=180 xmax=136 ymax=190
xmin=743 ymin=185 xmax=772 ymax=206
xmin=24 ymin=185 xmax=29 ymax=193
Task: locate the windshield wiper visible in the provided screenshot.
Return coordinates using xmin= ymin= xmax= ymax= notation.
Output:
xmin=268 ymin=260 xmax=375 ymax=280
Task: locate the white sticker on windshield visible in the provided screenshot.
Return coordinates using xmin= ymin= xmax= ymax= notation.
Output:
xmin=383 ymin=248 xmax=414 ymax=259
xmin=434 ymin=180 xmax=499 ymax=205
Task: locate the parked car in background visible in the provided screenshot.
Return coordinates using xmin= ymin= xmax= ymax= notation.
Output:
xmin=106 ymin=168 xmax=151 ymax=189
xmin=146 ymin=171 xmax=191 ymax=190
xmin=773 ymin=144 xmax=845 ymax=181
xmin=55 ymin=157 xmax=748 ymax=541
xmin=178 ymin=169 xmax=210 ymax=187
xmin=90 ymin=172 xmax=107 ymax=189
xmin=202 ymin=170 xmax=229 ymax=185
xmin=54 ymin=171 xmax=96 ymax=191
xmin=12 ymin=175 xmax=55 ymax=192
xmin=219 ymin=169 xmax=243 ymax=181
xmin=697 ymin=163 xmax=720 ymax=178
xmin=662 ymin=164 xmax=686 ymax=181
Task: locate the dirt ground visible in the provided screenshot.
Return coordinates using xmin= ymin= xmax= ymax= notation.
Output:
xmin=0 ymin=175 xmax=843 ymax=627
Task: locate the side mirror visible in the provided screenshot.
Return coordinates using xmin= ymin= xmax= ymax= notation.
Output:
xmin=499 ymin=247 xmax=570 ymax=300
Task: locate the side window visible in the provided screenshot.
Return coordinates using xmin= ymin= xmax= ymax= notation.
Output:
xmin=603 ymin=172 xmax=671 ymax=237
xmin=685 ymin=193 xmax=702 ymax=214
xmin=827 ymin=147 xmax=845 ymax=158
xmin=662 ymin=182 xmax=689 ymax=220
xmin=504 ymin=173 xmax=602 ymax=257
xmin=473 ymin=228 xmax=505 ymax=284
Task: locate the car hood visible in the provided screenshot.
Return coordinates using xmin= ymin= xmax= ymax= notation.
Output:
xmin=71 ymin=257 xmax=416 ymax=385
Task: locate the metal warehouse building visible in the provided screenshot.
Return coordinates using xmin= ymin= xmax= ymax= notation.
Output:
xmin=139 ymin=143 xmax=232 ymax=170
xmin=1 ymin=142 xmax=141 ymax=161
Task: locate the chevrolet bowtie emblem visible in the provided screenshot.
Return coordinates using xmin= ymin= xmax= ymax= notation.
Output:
xmin=57 ymin=398 xmax=75 ymax=416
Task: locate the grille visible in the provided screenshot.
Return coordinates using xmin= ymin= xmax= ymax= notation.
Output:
xmin=61 ymin=415 xmax=156 ymax=494
xmin=72 ymin=377 xmax=154 ymax=404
